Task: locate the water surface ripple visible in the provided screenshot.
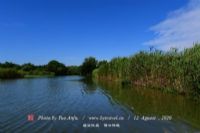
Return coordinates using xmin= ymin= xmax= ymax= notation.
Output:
xmin=0 ymin=76 xmax=199 ymax=133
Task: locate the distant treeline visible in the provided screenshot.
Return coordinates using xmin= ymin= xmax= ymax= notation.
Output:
xmin=0 ymin=56 xmax=100 ymax=79
xmin=93 ymin=44 xmax=200 ymax=100
xmin=0 ymin=60 xmax=81 ymax=79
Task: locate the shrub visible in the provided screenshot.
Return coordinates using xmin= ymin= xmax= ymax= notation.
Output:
xmin=0 ymin=68 xmax=24 ymax=79
xmin=81 ymin=57 xmax=97 ymax=76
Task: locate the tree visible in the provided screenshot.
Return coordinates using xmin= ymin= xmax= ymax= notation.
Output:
xmin=0 ymin=62 xmax=20 ymax=69
xmin=21 ymin=63 xmax=35 ymax=71
xmin=81 ymin=57 xmax=97 ymax=76
xmin=46 ymin=60 xmax=67 ymax=75
xmin=67 ymin=66 xmax=81 ymax=75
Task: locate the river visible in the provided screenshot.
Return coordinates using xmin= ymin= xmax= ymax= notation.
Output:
xmin=0 ymin=76 xmax=199 ymax=133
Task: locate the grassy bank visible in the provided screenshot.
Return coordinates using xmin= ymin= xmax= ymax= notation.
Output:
xmin=93 ymin=44 xmax=200 ymax=100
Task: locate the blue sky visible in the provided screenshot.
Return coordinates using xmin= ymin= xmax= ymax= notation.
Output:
xmin=0 ymin=0 xmax=199 ymax=65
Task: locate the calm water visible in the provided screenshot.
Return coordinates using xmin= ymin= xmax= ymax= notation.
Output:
xmin=0 ymin=76 xmax=200 ymax=133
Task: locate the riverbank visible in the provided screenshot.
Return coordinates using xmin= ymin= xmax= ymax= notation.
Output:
xmin=93 ymin=44 xmax=200 ymax=100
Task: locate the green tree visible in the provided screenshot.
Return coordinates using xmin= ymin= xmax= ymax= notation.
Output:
xmin=67 ymin=66 xmax=81 ymax=75
xmin=0 ymin=62 xmax=20 ymax=69
xmin=21 ymin=63 xmax=36 ymax=71
xmin=81 ymin=57 xmax=97 ymax=76
xmin=46 ymin=60 xmax=67 ymax=75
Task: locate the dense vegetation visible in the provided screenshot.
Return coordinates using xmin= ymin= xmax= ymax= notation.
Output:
xmin=0 ymin=57 xmax=98 ymax=79
xmin=93 ymin=44 xmax=200 ymax=100
xmin=0 ymin=60 xmax=81 ymax=79
xmin=0 ymin=57 xmax=99 ymax=79
xmin=81 ymin=57 xmax=97 ymax=76
xmin=0 ymin=68 xmax=23 ymax=79
xmin=46 ymin=60 xmax=67 ymax=76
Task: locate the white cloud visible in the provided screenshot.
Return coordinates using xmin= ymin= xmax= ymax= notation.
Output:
xmin=145 ymin=0 xmax=200 ymax=50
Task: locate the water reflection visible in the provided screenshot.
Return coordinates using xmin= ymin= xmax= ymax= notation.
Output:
xmin=81 ymin=78 xmax=97 ymax=94
xmin=0 ymin=76 xmax=200 ymax=133
xmin=96 ymin=81 xmax=200 ymax=129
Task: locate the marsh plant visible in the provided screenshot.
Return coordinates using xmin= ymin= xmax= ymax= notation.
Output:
xmin=93 ymin=44 xmax=200 ymax=99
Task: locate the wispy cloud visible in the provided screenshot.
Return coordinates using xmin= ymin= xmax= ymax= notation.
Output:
xmin=145 ymin=0 xmax=200 ymax=50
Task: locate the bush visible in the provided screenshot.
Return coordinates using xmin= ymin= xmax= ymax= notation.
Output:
xmin=67 ymin=66 xmax=81 ymax=75
xmin=46 ymin=60 xmax=68 ymax=75
xmin=21 ymin=63 xmax=36 ymax=71
xmin=81 ymin=57 xmax=97 ymax=76
xmin=0 ymin=68 xmax=24 ymax=79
